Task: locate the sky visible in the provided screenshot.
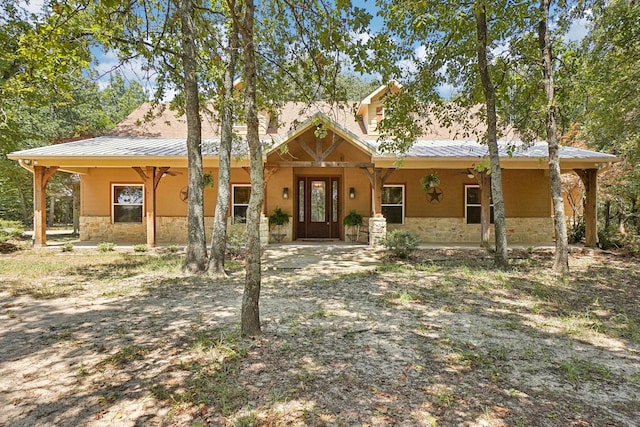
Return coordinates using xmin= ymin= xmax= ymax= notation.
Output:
xmin=21 ymin=0 xmax=591 ymax=101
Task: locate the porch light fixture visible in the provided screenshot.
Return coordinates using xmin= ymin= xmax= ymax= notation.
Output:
xmin=283 ymin=187 xmax=289 ymax=200
xmin=349 ymin=187 xmax=356 ymax=199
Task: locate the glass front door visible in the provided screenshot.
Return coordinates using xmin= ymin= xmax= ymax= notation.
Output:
xmin=296 ymin=177 xmax=340 ymax=239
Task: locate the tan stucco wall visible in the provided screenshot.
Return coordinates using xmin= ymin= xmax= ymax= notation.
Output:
xmin=79 ymin=165 xmax=554 ymax=245
xmin=385 ymin=168 xmax=551 ymax=219
xmin=80 ymin=167 xmax=254 ymax=218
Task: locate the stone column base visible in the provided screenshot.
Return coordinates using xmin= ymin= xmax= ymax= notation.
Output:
xmin=260 ymin=214 xmax=269 ymax=246
xmin=368 ymin=215 xmax=387 ymax=247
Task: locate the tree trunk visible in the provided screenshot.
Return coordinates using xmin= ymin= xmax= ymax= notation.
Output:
xmin=48 ymin=195 xmax=55 ymax=228
xmin=539 ymin=0 xmax=569 ymax=274
xmin=238 ymin=0 xmax=263 ymax=337
xmin=180 ymin=0 xmax=208 ymax=273
xmin=474 ymin=2 xmax=509 ymax=269
xmin=208 ymin=22 xmax=240 ymax=277
xmin=604 ymin=199 xmax=611 ymax=232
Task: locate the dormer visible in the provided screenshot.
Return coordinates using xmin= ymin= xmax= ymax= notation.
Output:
xmin=230 ymin=78 xmax=272 ymax=135
xmin=356 ymin=80 xmax=402 ymax=135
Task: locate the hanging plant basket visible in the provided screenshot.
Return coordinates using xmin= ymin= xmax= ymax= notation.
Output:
xmin=420 ymin=172 xmax=440 ymax=191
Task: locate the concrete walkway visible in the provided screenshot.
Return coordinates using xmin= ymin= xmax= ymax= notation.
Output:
xmin=261 ymin=241 xmax=384 ymax=272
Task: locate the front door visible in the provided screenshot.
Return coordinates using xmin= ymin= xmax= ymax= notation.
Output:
xmin=296 ymin=177 xmax=340 ymax=239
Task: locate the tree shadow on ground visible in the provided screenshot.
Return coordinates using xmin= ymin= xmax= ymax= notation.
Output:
xmin=1 ymin=250 xmax=639 ymax=426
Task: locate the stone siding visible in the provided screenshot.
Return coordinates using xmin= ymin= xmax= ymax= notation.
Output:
xmin=389 ymin=217 xmax=554 ymax=245
xmin=81 ymin=215 xmax=553 ymax=245
xmin=80 ymin=215 xmax=270 ymax=245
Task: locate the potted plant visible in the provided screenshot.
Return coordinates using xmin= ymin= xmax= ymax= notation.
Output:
xmin=343 ymin=209 xmax=364 ymax=242
xmin=268 ymin=207 xmax=290 ymax=242
xmin=420 ymin=172 xmax=440 ymax=191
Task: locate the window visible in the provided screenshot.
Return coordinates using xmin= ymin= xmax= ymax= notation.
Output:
xmin=465 ymin=185 xmax=494 ymax=225
xmin=232 ymin=185 xmax=251 ymax=223
xmin=112 ymin=184 xmax=143 ymax=223
xmin=375 ymin=106 xmax=384 ymax=123
xmin=382 ymin=185 xmax=404 ymax=224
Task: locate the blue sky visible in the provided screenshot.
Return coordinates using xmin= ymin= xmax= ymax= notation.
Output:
xmin=23 ymin=0 xmax=590 ymax=100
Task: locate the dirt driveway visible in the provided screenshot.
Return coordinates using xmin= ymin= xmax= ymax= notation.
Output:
xmin=1 ymin=247 xmax=639 ymax=426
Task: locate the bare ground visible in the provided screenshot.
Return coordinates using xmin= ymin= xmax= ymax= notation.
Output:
xmin=0 ymin=247 xmax=639 ymax=426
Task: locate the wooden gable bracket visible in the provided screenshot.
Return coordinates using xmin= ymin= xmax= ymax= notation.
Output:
xmin=264 ymin=166 xmax=279 ymax=184
xmin=32 ymin=166 xmax=59 ymax=248
xmin=133 ymin=166 xmax=171 ymax=190
xmin=295 ymin=136 xmax=345 ymax=162
xmin=359 ymin=167 xmax=396 ymax=216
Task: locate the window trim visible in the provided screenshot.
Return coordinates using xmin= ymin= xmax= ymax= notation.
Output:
xmin=381 ymin=184 xmax=405 ymax=225
xmin=112 ymin=183 xmax=144 ymax=224
xmin=232 ymin=184 xmax=251 ymax=224
xmin=465 ymin=184 xmax=493 ymax=225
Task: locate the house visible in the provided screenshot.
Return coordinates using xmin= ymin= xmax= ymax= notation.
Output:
xmin=8 ymin=83 xmax=619 ymax=248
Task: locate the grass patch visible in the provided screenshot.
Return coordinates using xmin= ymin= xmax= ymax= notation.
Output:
xmin=102 ymin=345 xmax=151 ymax=368
xmin=379 ymin=289 xmax=421 ymax=306
xmin=4 ymin=281 xmax=84 ymax=299
xmin=556 ymin=356 xmax=613 ymax=386
xmin=150 ymin=329 xmax=248 ymax=417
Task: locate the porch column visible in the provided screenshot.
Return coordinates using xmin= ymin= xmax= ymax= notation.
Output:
xmin=479 ymin=171 xmax=491 ymax=248
xmin=33 ymin=166 xmax=58 ymax=248
xmin=373 ymin=169 xmax=383 ymax=216
xmin=575 ymin=168 xmax=598 ymax=248
xmin=134 ymin=166 xmax=170 ymax=248
xmin=360 ymin=167 xmax=395 ymax=217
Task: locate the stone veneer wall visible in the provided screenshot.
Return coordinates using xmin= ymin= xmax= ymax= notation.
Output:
xmin=388 ymin=217 xmax=554 ymax=245
xmin=81 ymin=215 xmax=553 ymax=245
xmin=80 ymin=216 xmax=270 ymax=245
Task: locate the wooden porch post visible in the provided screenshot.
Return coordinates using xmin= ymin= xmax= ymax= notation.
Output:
xmin=145 ymin=167 xmax=156 ymax=247
xmin=575 ymin=168 xmax=598 ymax=248
xmin=373 ymin=169 xmax=383 ymax=216
xmin=359 ymin=167 xmax=395 ymax=217
xmin=33 ymin=166 xmax=58 ymax=248
xmin=134 ymin=166 xmax=170 ymax=248
xmin=479 ymin=171 xmax=491 ymax=248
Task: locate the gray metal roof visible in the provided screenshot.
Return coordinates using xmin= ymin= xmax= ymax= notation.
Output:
xmin=367 ymin=139 xmax=619 ymax=160
xmin=8 ymin=136 xmax=251 ymax=157
xmin=9 ymin=135 xmax=618 ymax=162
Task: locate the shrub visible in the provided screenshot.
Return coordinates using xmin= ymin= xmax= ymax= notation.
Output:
xmin=133 ymin=244 xmax=148 ymax=253
xmin=226 ymin=227 xmax=247 ymax=258
xmin=568 ymin=221 xmax=585 ymax=244
xmin=0 ymin=219 xmax=24 ymax=243
xmin=598 ymin=230 xmax=623 ymax=250
xmin=166 ymin=244 xmax=180 ymax=253
xmin=61 ymin=242 xmax=74 ymax=252
xmin=97 ymin=242 xmax=115 ymax=252
xmin=382 ymin=230 xmax=420 ymax=259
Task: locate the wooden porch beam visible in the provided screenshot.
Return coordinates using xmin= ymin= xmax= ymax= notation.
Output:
xmin=574 ymin=168 xmax=598 ymax=247
xmin=33 ymin=166 xmax=58 ymax=248
xmin=266 ymin=161 xmax=373 ymax=168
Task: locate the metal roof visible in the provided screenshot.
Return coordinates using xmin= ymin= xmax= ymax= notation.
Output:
xmin=8 ymin=136 xmax=251 ymax=158
xmin=9 ymin=134 xmax=618 ymax=163
xmin=367 ymin=139 xmax=619 ymax=160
